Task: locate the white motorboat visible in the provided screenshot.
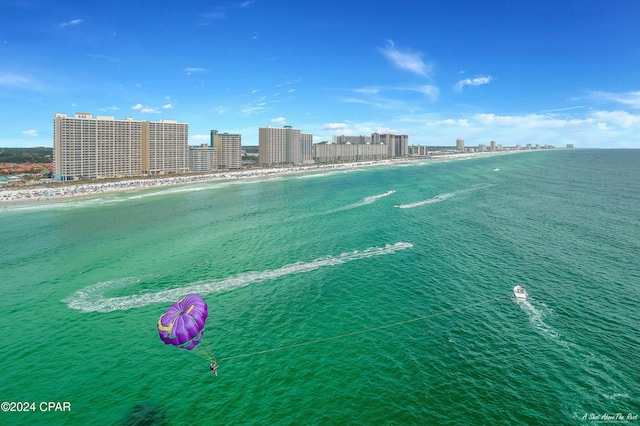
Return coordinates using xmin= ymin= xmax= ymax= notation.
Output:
xmin=513 ymin=285 xmax=528 ymax=300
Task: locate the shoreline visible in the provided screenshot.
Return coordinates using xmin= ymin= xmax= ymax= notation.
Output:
xmin=0 ymin=150 xmax=528 ymax=204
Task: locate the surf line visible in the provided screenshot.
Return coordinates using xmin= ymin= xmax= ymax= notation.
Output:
xmin=64 ymin=242 xmax=413 ymax=313
xmin=218 ymin=297 xmax=502 ymax=362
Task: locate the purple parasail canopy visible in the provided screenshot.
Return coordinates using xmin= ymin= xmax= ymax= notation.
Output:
xmin=157 ymin=294 xmax=208 ymax=350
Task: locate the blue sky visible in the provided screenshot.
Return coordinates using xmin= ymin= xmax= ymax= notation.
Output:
xmin=1 ymin=0 xmax=639 ymax=149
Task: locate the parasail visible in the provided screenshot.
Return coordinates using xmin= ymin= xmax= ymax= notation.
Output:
xmin=157 ymin=294 xmax=208 ymax=351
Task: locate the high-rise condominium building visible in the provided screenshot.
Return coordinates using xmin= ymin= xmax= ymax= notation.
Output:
xmin=408 ymin=145 xmax=428 ymax=156
xmin=259 ymin=126 xmax=313 ymax=165
xmin=371 ymin=133 xmax=409 ymax=157
xmin=54 ymin=112 xmax=188 ymax=180
xmin=189 ymin=144 xmax=217 ymax=172
xmin=211 ymin=130 xmax=242 ymax=169
xmin=333 ymin=135 xmax=372 ymax=144
xmin=143 ymin=120 xmax=189 ymax=175
xmin=300 ymin=132 xmax=314 ymax=164
xmin=456 ymin=138 xmax=465 ymax=151
xmin=314 ymin=141 xmax=389 ymax=163
xmin=316 ymin=132 xmax=408 ymax=162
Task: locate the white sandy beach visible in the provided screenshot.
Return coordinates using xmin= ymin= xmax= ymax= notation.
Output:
xmin=0 ymin=151 xmax=526 ymax=204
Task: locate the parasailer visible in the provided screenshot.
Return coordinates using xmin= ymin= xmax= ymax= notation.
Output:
xmin=157 ymin=294 xmax=217 ymax=374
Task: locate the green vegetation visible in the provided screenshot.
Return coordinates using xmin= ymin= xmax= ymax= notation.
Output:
xmin=0 ymin=147 xmax=53 ymax=163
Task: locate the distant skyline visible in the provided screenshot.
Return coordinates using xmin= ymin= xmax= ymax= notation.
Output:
xmin=1 ymin=0 xmax=638 ymax=149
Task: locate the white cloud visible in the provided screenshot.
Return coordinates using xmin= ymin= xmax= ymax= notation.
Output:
xmin=22 ymin=129 xmax=38 ymax=137
xmin=162 ymin=104 xmax=173 ymax=109
xmin=355 ymin=87 xmax=380 ymax=95
xmin=373 ymin=126 xmax=398 ymax=134
xmin=414 ymin=85 xmax=439 ymax=101
xmin=341 ymin=97 xmax=386 ymax=108
xmin=61 ymin=19 xmax=83 ymax=27
xmin=378 ymin=40 xmax=432 ymax=78
xmin=473 ymin=112 xmax=574 ymax=128
xmin=587 ymin=91 xmax=640 ymax=109
xmin=131 ymin=104 xmax=160 ymax=113
xmin=539 ymin=105 xmax=587 ymax=113
xmin=0 ymin=72 xmax=31 ymax=87
xmin=455 ymin=76 xmax=493 ymax=92
xmin=410 ymin=109 xmax=640 ymax=148
xmin=239 ymin=1 xmax=255 ymax=7
xmin=313 ymin=104 xmax=639 ymax=148
xmin=591 ymin=110 xmax=640 ymax=128
xmin=322 ymin=123 xmax=350 ymax=131
xmin=98 ymin=105 xmax=119 ymax=112
xmin=242 ymin=102 xmax=267 ymax=115
xmin=430 ymin=118 xmax=470 ymax=127
xmin=201 ymin=10 xmax=226 ymax=20
xmin=271 ymin=117 xmax=287 ymax=125
xmin=184 ymin=67 xmax=208 ymax=75
xmin=0 ymin=72 xmax=46 ymax=91
xmin=351 ymin=84 xmax=438 ymax=104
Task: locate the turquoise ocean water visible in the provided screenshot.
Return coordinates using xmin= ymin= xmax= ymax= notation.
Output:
xmin=1 ymin=149 xmax=638 ymax=425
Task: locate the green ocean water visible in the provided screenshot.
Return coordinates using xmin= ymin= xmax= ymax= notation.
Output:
xmin=1 ymin=149 xmax=638 ymax=425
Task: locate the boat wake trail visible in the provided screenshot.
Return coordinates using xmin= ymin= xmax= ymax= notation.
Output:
xmin=518 ymin=300 xmax=571 ymax=349
xmin=395 ymin=183 xmax=494 ymax=209
xmin=331 ymin=190 xmax=396 ymax=212
xmin=395 ymin=192 xmax=454 ymax=209
xmin=64 ymin=242 xmax=413 ymax=313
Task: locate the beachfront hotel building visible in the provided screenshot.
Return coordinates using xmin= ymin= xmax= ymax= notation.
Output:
xmin=259 ymin=126 xmax=313 ymax=165
xmin=189 ymin=144 xmax=217 ymax=172
xmin=53 ymin=112 xmax=188 ymax=180
xmin=314 ymin=141 xmax=389 ymax=162
xmin=408 ymin=145 xmax=428 ymax=156
xmin=143 ymin=120 xmax=189 ymax=175
xmin=211 ymin=130 xmax=242 ymax=169
xmin=371 ymin=133 xmax=409 ymax=157
xmin=315 ymin=132 xmax=408 ymax=162
xmin=333 ymin=135 xmax=372 ymax=144
xmin=456 ymin=138 xmax=465 ymax=151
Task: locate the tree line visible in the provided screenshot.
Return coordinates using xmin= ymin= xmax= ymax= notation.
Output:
xmin=0 ymin=147 xmax=53 ymax=163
